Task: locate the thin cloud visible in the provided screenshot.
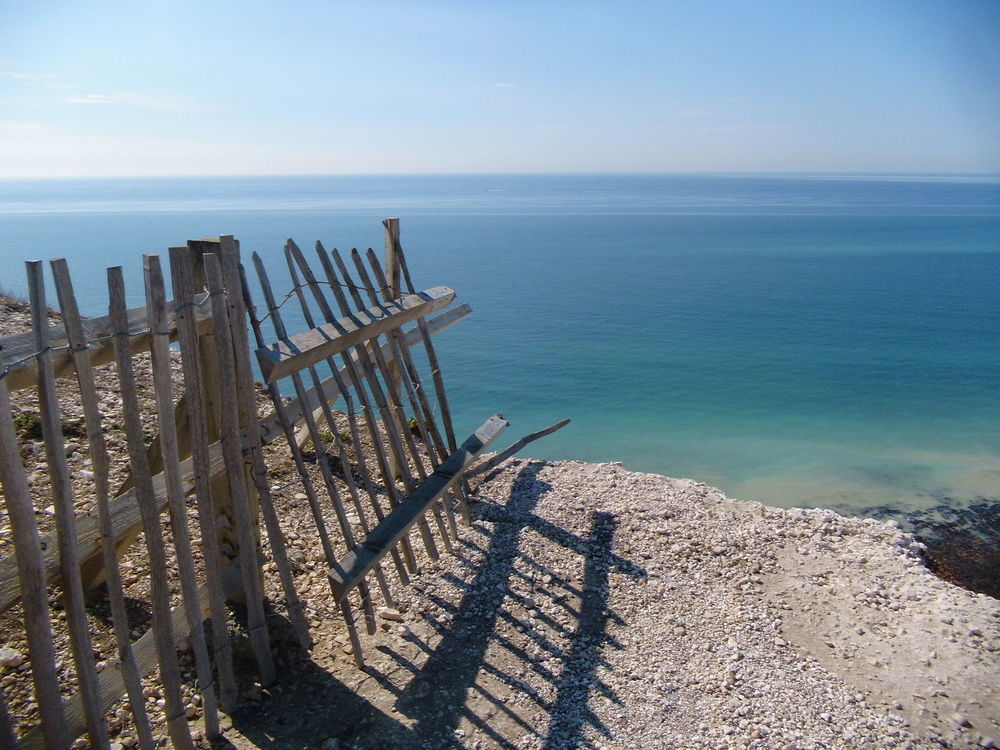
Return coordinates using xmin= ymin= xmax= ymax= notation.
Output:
xmin=63 ymin=90 xmax=212 ymax=112
xmin=491 ymin=82 xmax=516 ymax=88
xmin=694 ymin=121 xmax=796 ymax=135
xmin=1 ymin=71 xmax=58 ymax=81
xmin=537 ymin=125 xmax=568 ymax=131
xmin=677 ymin=106 xmax=715 ymax=118
xmin=66 ymin=93 xmax=114 ymax=104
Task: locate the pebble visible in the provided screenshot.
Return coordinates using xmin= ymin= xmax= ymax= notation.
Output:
xmin=377 ymin=607 xmax=403 ymax=622
xmin=0 ymin=647 xmax=24 ymax=668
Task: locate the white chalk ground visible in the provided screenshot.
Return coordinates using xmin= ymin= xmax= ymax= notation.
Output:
xmin=459 ymin=459 xmax=1000 ymax=749
xmin=231 ymin=457 xmax=999 ymax=750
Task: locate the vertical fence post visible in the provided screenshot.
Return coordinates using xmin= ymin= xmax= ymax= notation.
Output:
xmin=0 ymin=376 xmax=68 ymax=748
xmin=383 ymin=218 xmax=404 ymax=480
xmin=184 ymin=239 xmax=248 ymax=584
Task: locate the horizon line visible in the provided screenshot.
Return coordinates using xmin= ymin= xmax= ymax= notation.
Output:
xmin=2 ymin=169 xmax=999 ymax=181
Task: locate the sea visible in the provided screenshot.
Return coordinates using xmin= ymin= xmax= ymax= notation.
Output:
xmin=1 ymin=173 xmax=998 ymax=525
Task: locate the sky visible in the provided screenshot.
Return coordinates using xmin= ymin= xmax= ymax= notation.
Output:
xmin=1 ymin=0 xmax=998 ymax=177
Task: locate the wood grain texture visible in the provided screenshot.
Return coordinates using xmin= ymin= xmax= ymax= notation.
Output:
xmin=51 ymin=258 xmax=155 ymax=749
xmin=204 ymin=252 xmax=275 ymax=686
xmin=144 ymin=254 xmax=220 ymax=737
xmin=0 ymin=292 xmax=213 ymax=393
xmin=254 ymin=285 xmax=455 ymax=383
xmin=108 ymin=265 xmax=194 ymax=750
xmin=329 ymin=415 xmax=508 ymax=600
xmin=28 ymin=261 xmax=109 ymax=748
xmin=0 ymin=378 xmax=68 ymax=748
xmin=169 ymin=245 xmax=239 ymax=714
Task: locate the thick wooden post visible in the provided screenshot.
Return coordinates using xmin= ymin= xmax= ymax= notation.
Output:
xmin=383 ymin=218 xmax=404 ymax=480
xmin=185 ymin=240 xmax=246 ymax=576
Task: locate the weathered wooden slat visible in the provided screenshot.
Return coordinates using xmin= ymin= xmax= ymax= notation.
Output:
xmin=329 ymin=415 xmax=508 ymax=600
xmin=221 ymin=238 xmax=312 ymax=651
xmin=0 ymin=442 xmax=226 ymax=614
xmin=145 ymin=254 xmax=221 ymax=738
xmin=28 ymin=261 xmax=110 ymax=748
xmin=108 ymin=265 xmax=194 ymax=750
xmin=0 ymin=379 xmax=68 ymax=749
xmin=382 ymin=219 xmax=404 ymax=479
xmin=466 ymin=419 xmax=572 ymax=479
xmin=169 ymin=246 xmax=239 ymax=714
xmin=394 ymin=232 xmax=459 ymax=454
xmin=204 ymin=252 xmax=275 ymax=686
xmin=0 ymin=292 xmax=213 ymax=393
xmin=20 ymin=558 xmax=245 ymax=750
xmin=255 ymin=285 xmax=455 ymax=383
xmin=51 ymin=258 xmax=156 ymax=749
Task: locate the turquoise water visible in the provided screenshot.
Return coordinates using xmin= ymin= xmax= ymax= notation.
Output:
xmin=1 ymin=174 xmax=998 ymax=516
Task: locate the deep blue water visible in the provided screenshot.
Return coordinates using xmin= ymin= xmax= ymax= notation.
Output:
xmin=1 ymin=174 xmax=998 ymax=516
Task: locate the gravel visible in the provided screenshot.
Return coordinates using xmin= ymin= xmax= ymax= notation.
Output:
xmin=228 ymin=458 xmax=1000 ymax=749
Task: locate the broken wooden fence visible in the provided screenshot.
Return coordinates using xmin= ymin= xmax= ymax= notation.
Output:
xmin=0 ymin=220 xmax=565 ymax=748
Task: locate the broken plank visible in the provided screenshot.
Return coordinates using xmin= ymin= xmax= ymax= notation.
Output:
xmin=328 ymin=414 xmax=508 ymax=601
xmin=466 ymin=418 xmax=572 ymax=479
xmin=254 ymin=286 xmax=455 ymax=384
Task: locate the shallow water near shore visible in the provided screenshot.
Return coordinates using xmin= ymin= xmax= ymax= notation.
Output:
xmin=1 ymin=173 xmax=998 ymax=524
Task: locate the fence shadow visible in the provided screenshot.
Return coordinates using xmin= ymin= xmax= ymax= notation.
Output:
xmin=219 ymin=462 xmax=644 ymax=749
xmin=222 ymin=612 xmax=410 ymax=749
xmin=365 ymin=463 xmax=645 ymax=749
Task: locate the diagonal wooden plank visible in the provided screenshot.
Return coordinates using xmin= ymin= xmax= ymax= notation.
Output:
xmin=259 ymin=303 xmax=472 ymax=446
xmin=328 ymin=415 xmax=508 ymax=601
xmin=254 ymin=286 xmax=455 ymax=384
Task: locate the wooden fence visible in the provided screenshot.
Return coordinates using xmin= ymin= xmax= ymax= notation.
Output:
xmin=0 ymin=220 xmax=568 ymax=748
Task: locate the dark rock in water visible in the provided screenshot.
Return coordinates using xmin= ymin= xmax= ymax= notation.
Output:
xmin=860 ymin=498 xmax=1000 ymax=600
xmin=907 ymin=499 xmax=1000 ymax=600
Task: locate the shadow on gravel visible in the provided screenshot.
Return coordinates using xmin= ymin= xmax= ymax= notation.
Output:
xmin=375 ymin=463 xmax=646 ymax=749
xmin=221 ymin=462 xmax=645 ymax=749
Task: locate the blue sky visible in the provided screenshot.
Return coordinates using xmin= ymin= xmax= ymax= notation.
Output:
xmin=1 ymin=0 xmax=998 ymax=177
